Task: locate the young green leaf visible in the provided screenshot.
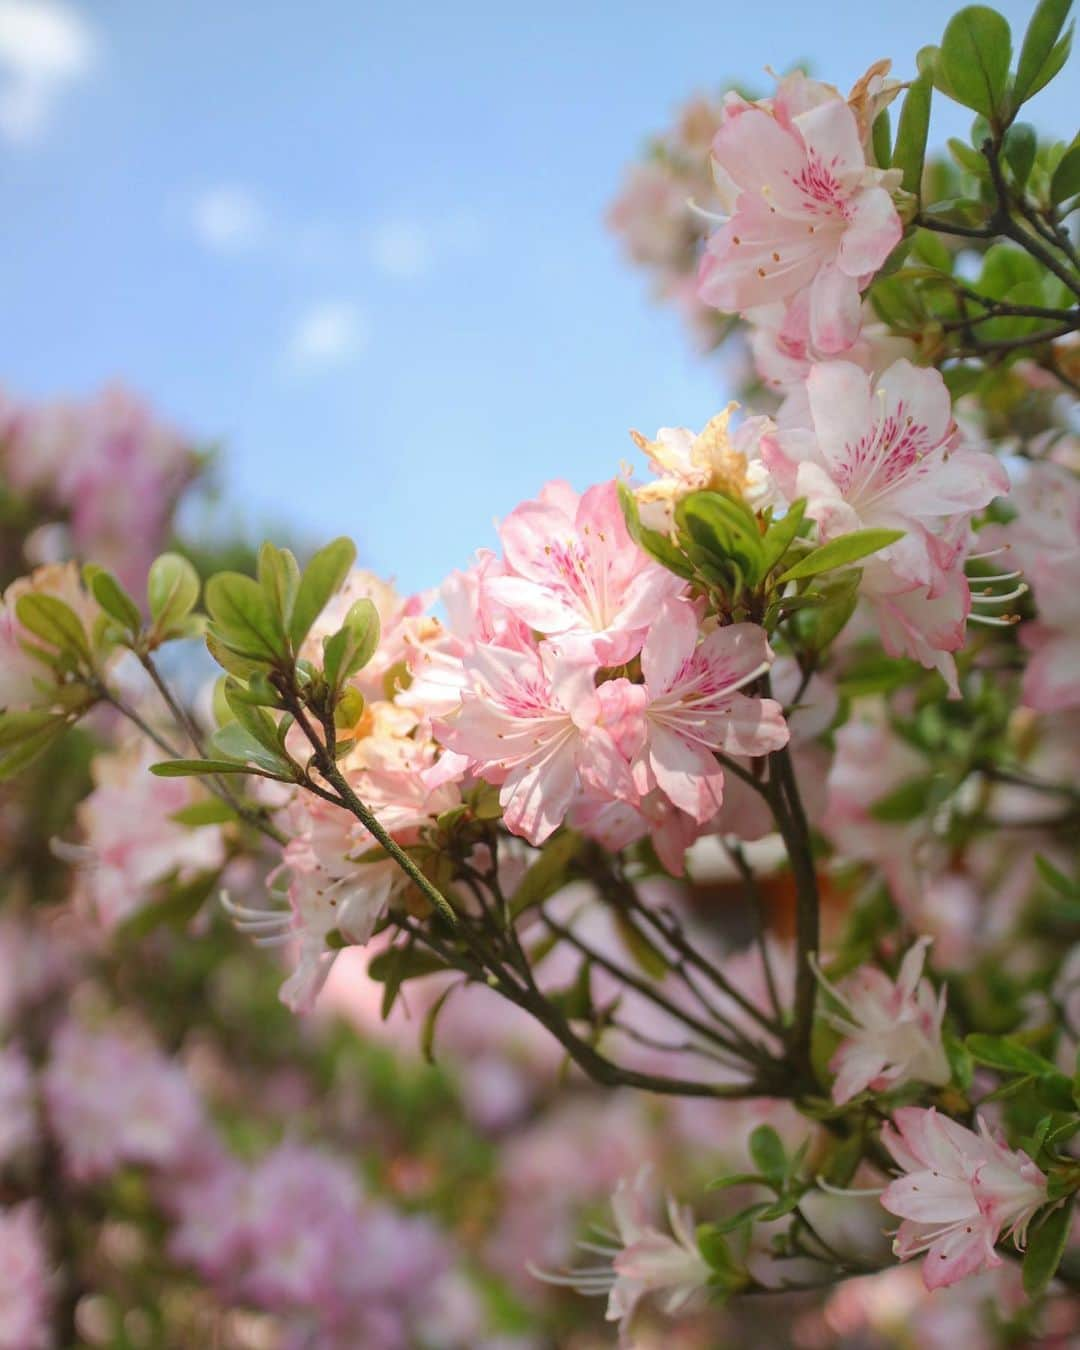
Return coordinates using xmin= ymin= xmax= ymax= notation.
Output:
xmin=748 ymin=1125 xmax=788 ymax=1190
xmin=940 ymin=7 xmax=1012 ymax=120
xmin=1014 ymin=0 xmax=1074 ymax=105
xmin=15 ymin=593 xmax=92 ymax=663
xmin=1051 ymin=141 xmax=1080 ymax=204
xmin=150 ymin=758 xmax=272 ymax=777
xmin=892 ymin=72 xmax=933 ymax=196
xmin=778 ymin=529 xmax=904 ymax=583
xmin=323 ymin=598 xmax=381 ymax=693
xmin=205 ymin=572 xmax=286 ymax=664
xmin=257 ymin=542 xmax=301 ymax=629
xmin=84 ymin=566 xmax=142 ymax=635
xmin=287 ymin=537 xmax=358 ymax=651
xmin=148 ymin=553 xmax=200 ymax=634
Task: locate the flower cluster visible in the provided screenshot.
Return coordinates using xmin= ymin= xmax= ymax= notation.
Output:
xmin=1 ymin=385 xmax=202 ymax=590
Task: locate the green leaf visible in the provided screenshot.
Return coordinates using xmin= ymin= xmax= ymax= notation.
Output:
xmin=323 ymin=598 xmax=381 ymax=693
xmin=871 ymin=108 xmax=891 ymax=169
xmin=1035 ymin=854 xmax=1077 ymax=898
xmin=965 ymin=1033 xmax=1058 ymax=1077
xmin=761 ymin=500 xmax=807 ymax=574
xmin=1051 ymin=141 xmax=1080 ymax=204
xmin=0 ymin=719 xmax=68 ymax=779
xmin=617 ymin=481 xmax=697 ymax=581
xmin=510 ymin=831 xmax=582 ymax=918
xmin=612 ymin=910 xmax=669 ymax=980
xmin=1014 ymin=0 xmax=1074 ymax=105
xmin=706 ymin=1172 xmax=768 ymax=1192
xmin=940 ymin=6 xmax=1013 ymax=120
xmin=368 ymin=945 xmax=447 ymax=986
xmin=869 ymin=777 xmax=934 ymax=823
xmin=147 ymin=553 xmax=200 ymax=635
xmin=892 ymin=72 xmax=933 ymax=196
xmin=679 ymin=491 xmax=766 ymax=585
xmin=1002 ymin=121 xmax=1038 ymax=186
xmin=117 ymin=869 xmax=219 ymax=942
xmin=257 ymin=542 xmax=301 ymax=629
xmin=170 ymin=799 xmax=239 ymax=827
xmin=150 ymin=758 xmax=268 ymax=777
xmin=748 ymin=1125 xmax=787 ymax=1190
xmin=15 ymin=593 xmax=92 ymax=663
xmin=778 ymin=529 xmax=903 ymax=583
xmin=84 ymin=566 xmax=142 ymax=635
xmin=0 ymin=709 xmax=64 ymax=749
xmin=421 ymin=983 xmax=459 ymax=1064
xmin=287 ymin=537 xmax=357 ymax=651
xmin=1022 ymin=1199 xmax=1073 ymax=1298
xmin=696 ymin=1224 xmax=747 ymax=1290
xmin=223 ymin=681 xmax=285 ymax=757
xmin=205 ymin=572 xmax=286 ymax=664
xmin=211 ymin=721 xmax=295 ymax=777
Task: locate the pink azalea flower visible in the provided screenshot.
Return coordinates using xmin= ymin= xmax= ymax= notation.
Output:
xmin=815 ymin=937 xmax=950 ymax=1104
xmin=43 ymin=1018 xmax=208 ymax=1182
xmin=860 ymin=538 xmax=972 ymax=698
xmin=534 ymin=1166 xmax=710 ymax=1347
xmin=0 ymin=1044 xmax=36 ymax=1169
xmin=763 ymin=360 xmax=1007 ymax=585
xmin=880 ymin=1107 xmax=1049 ymax=1291
xmin=628 ymin=599 xmax=789 ymax=823
xmin=697 ymin=75 xmax=902 ymax=353
xmin=231 ymin=707 xmax=462 ymax=1012
xmin=58 ymin=737 xmax=225 ymax=931
xmin=485 ymin=479 xmax=685 ymax=665
xmin=993 ymin=462 xmax=1080 ymax=712
xmin=0 ymin=1202 xmax=52 ymax=1350
xmin=438 ymin=641 xmax=637 ymax=845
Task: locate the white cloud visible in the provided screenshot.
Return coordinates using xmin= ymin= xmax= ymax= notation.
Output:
xmin=190 ymin=185 xmax=267 ymax=253
xmin=367 ymin=209 xmax=486 ymax=281
xmin=368 ymin=220 xmax=435 ymax=281
xmin=286 ymin=301 xmax=368 ymax=372
xmin=0 ymin=0 xmax=96 ymax=143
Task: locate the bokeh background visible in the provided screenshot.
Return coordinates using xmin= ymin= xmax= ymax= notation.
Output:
xmin=2 ymin=0 xmax=1071 ymax=590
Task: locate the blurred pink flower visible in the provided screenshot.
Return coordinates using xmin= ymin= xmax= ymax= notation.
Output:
xmin=816 ymin=937 xmax=950 ymax=1104
xmin=0 ymin=1203 xmax=52 ymax=1350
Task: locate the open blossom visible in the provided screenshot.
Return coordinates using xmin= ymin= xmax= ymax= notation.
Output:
xmin=626 ymin=599 xmax=788 ymax=822
xmin=630 ymin=404 xmax=778 ymax=534
xmin=881 ymin=1108 xmax=1049 ymax=1290
xmin=0 ymin=562 xmax=98 ymax=712
xmin=484 ymin=479 xmax=684 ymax=665
xmin=535 ymin=1167 xmax=710 ymax=1347
xmin=439 ymin=642 xmax=637 ymax=845
xmin=60 ymin=738 xmax=225 ymax=931
xmin=0 ymin=1203 xmax=52 ymax=1350
xmin=43 ymin=1018 xmax=208 ymax=1181
xmin=697 ymin=72 xmax=902 ymax=353
xmin=233 ymin=706 xmax=462 ymax=1012
xmin=763 ymin=360 xmax=1007 ymax=585
xmin=860 ymin=532 xmax=972 ymax=697
xmin=815 ymin=937 xmax=950 ymax=1104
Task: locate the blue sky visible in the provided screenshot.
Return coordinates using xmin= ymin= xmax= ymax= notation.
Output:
xmin=0 ymin=0 xmax=1072 ymax=592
